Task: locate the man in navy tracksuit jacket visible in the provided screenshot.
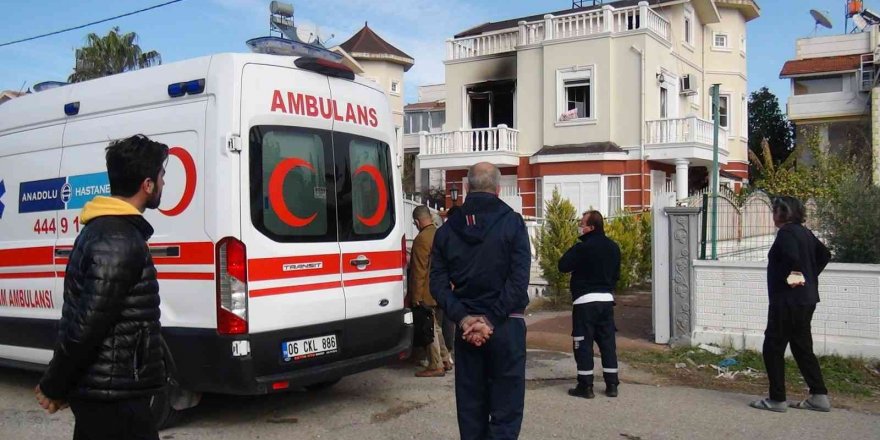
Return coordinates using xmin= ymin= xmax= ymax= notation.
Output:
xmin=558 ymin=210 xmax=621 ymax=399
xmin=430 ymin=162 xmax=531 ymax=440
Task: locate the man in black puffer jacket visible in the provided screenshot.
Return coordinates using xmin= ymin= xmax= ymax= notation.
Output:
xmin=36 ymin=135 xmax=169 ymax=440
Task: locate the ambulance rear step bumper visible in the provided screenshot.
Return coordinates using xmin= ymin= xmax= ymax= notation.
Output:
xmin=163 ymin=309 xmax=413 ymax=395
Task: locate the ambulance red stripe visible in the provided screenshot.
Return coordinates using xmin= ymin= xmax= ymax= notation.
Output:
xmin=0 ymin=271 xmax=56 ymax=279
xmin=0 ymin=247 xmax=53 ymax=267
xmin=248 ymin=254 xmax=341 ymax=282
xmin=341 ymin=251 xmax=403 ymax=273
xmin=343 ymin=275 xmax=403 ymax=287
xmin=158 ymin=272 xmax=215 ymax=280
xmin=249 ymin=281 xmax=343 ymax=298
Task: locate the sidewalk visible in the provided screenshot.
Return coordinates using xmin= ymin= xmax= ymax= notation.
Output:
xmin=526 ymin=293 xmax=663 ymax=353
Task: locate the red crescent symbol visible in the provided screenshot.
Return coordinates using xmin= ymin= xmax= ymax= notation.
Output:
xmin=354 ymin=164 xmax=388 ymax=227
xmin=159 ymin=147 xmax=197 ymax=217
xmin=269 ymin=158 xmax=318 ymax=227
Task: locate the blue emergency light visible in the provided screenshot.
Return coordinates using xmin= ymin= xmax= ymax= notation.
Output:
xmin=168 ymin=79 xmax=206 ymax=98
xmin=64 ymin=102 xmax=80 ymax=116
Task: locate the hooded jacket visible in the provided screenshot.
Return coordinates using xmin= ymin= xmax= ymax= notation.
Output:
xmin=40 ymin=196 xmax=165 ymax=401
xmin=429 ymin=192 xmax=531 ymax=327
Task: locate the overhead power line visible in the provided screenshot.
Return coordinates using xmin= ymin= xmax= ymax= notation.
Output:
xmin=0 ymin=0 xmax=185 ymax=48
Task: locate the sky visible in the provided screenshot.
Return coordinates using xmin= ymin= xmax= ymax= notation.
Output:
xmin=0 ymin=0 xmax=876 ymax=110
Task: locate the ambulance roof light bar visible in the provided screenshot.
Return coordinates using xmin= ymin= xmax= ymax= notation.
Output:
xmin=294 ymin=57 xmax=355 ymax=81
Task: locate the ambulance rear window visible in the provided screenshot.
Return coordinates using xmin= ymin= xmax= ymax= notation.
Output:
xmin=336 ymin=133 xmax=395 ymax=241
xmin=249 ymin=126 xmax=336 ymax=242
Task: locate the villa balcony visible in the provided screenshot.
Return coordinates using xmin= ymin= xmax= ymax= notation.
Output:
xmin=417 ymin=125 xmax=520 ymax=170
xmin=446 ymin=2 xmax=670 ymax=61
xmin=645 ymin=117 xmax=729 ymax=164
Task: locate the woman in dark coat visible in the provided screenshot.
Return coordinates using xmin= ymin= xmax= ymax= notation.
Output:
xmin=750 ymin=196 xmax=832 ymax=413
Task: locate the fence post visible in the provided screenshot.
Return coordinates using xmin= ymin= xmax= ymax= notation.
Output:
xmin=518 ymin=21 xmax=527 ymax=46
xmin=665 ymin=206 xmax=701 ymax=347
xmin=651 ymin=191 xmax=675 ymax=344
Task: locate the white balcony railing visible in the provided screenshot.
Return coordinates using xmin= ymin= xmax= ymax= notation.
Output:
xmin=448 ymin=2 xmax=670 ymax=60
xmin=553 ymin=9 xmax=604 ymax=40
xmin=645 ymin=117 xmax=728 ymax=151
xmin=419 ymin=125 xmax=519 ymax=156
xmin=447 ymin=28 xmax=520 ymax=60
xmin=520 ymin=22 xmax=545 ymax=45
xmin=646 ymin=8 xmax=670 ymax=40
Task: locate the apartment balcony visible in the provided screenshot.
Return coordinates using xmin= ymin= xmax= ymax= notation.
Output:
xmin=645 ymin=117 xmax=729 ymax=164
xmin=787 ymin=91 xmax=868 ymax=122
xmin=418 ymin=125 xmax=520 ymax=170
xmin=446 ymin=2 xmax=670 ymax=61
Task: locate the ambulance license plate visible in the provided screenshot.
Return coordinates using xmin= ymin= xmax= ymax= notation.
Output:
xmin=282 ymin=334 xmax=338 ymax=362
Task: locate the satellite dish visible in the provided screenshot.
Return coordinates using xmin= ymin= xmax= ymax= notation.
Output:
xmin=294 ymin=23 xmax=334 ymax=46
xmin=853 ymin=14 xmax=869 ymax=31
xmin=810 ymin=9 xmax=833 ymax=29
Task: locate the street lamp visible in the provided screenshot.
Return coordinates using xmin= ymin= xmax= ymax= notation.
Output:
xmin=450 ymin=183 xmax=459 ymax=206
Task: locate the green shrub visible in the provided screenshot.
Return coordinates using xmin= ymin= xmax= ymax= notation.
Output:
xmin=606 ymin=212 xmax=652 ymax=291
xmin=817 ymin=173 xmax=880 ymax=264
xmin=535 ymin=189 xmax=578 ymax=304
xmin=638 ymin=212 xmax=652 ymax=284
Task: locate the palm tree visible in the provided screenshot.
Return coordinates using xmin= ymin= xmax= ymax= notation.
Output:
xmin=749 ymin=138 xmax=800 ymax=179
xmin=68 ymin=27 xmax=161 ymax=83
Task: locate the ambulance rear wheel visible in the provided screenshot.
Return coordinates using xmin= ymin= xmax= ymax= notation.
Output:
xmin=304 ymin=377 xmax=342 ymax=391
xmin=150 ymin=386 xmax=182 ymax=430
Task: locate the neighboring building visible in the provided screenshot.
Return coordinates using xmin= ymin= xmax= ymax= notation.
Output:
xmin=403 ymin=84 xmax=446 ymax=192
xmin=332 ymin=23 xmax=414 ymax=135
xmin=779 ymin=26 xmax=876 ymax=181
xmin=0 ymin=90 xmax=24 ymax=105
xmin=418 ymin=0 xmax=759 ymax=217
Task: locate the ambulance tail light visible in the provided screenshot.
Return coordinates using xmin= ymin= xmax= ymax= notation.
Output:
xmin=217 ymin=237 xmax=248 ymax=335
xmin=401 ymin=235 xmax=407 ymax=275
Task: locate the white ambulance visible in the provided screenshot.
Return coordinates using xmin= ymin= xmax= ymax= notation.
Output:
xmin=0 ymin=53 xmax=413 ymax=426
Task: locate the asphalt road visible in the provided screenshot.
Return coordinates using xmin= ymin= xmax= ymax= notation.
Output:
xmin=1 ymin=351 xmax=877 ymax=440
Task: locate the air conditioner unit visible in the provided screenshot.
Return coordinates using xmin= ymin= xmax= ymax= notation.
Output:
xmin=679 ymin=74 xmax=697 ymax=95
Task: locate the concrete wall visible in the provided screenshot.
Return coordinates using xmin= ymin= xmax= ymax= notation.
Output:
xmin=796 ymin=32 xmax=871 ymax=59
xmin=516 ymin=47 xmax=543 ymax=155
xmin=418 ymin=84 xmax=446 ymax=102
xmin=692 ymin=260 xmax=880 ymax=358
xmin=874 ymin=85 xmax=880 ymax=184
xmin=359 ymin=59 xmax=406 ymax=129
xmin=541 ymin=35 xmax=613 ymax=149
xmin=704 ymin=6 xmax=749 ymax=165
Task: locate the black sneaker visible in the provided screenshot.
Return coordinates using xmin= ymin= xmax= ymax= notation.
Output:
xmin=605 ymin=384 xmax=618 ymax=397
xmin=568 ymin=385 xmax=594 ymax=399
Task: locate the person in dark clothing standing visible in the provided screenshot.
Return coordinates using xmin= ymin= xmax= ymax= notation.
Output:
xmin=750 ymin=196 xmax=832 ymax=413
xmin=430 ymin=162 xmax=531 ymax=440
xmin=558 ymin=210 xmax=621 ymax=399
xmin=35 ymin=135 xmax=169 ymax=439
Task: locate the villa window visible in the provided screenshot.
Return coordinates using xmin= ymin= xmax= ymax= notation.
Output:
xmin=557 ymin=66 xmax=595 ymax=123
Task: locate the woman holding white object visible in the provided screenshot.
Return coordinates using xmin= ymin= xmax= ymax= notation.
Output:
xmin=750 ymin=196 xmax=832 ymax=413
